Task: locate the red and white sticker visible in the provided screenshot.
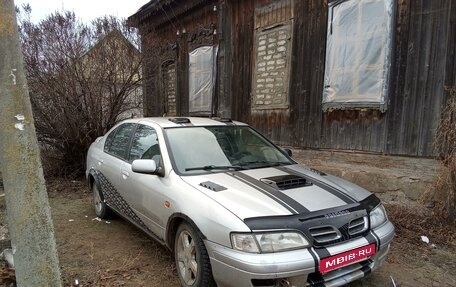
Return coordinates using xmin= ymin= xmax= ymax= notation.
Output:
xmin=320 ymin=243 xmax=376 ymax=274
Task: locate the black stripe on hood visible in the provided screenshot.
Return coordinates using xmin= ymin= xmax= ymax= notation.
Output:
xmin=230 ymin=171 xmax=310 ymax=214
xmin=277 ymin=166 xmax=356 ymax=203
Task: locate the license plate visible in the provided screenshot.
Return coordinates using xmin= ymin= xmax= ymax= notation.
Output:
xmin=320 ymin=243 xmax=376 ymax=274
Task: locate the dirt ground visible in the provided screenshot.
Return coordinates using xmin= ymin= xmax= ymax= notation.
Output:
xmin=1 ymin=178 xmax=456 ymax=286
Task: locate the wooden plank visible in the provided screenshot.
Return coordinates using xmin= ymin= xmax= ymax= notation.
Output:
xmin=397 ymin=0 xmax=423 ymax=155
xmin=230 ymin=0 xmax=254 ymax=122
xmin=445 ymin=0 xmax=456 ymax=89
xmin=137 ymin=0 xmax=451 ymax=156
xmin=217 ymin=0 xmax=233 ymax=118
xmin=418 ymin=0 xmax=446 ymax=155
xmin=411 ymin=0 xmax=431 ymax=156
xmin=385 ymin=0 xmax=410 ymax=154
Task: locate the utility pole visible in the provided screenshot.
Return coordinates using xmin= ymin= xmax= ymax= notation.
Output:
xmin=0 ymin=1 xmax=62 ymax=286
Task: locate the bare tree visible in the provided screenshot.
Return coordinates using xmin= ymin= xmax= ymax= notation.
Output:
xmin=17 ymin=6 xmax=142 ymax=177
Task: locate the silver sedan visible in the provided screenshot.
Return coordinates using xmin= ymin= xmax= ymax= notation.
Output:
xmin=86 ymin=117 xmax=394 ymax=287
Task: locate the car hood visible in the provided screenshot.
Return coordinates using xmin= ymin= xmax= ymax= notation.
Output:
xmin=181 ymin=164 xmax=372 ymax=220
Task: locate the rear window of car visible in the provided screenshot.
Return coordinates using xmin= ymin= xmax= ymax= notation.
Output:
xmin=104 ymin=123 xmax=135 ymax=160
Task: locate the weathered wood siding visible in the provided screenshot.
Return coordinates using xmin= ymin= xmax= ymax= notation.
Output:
xmin=135 ymin=0 xmax=455 ymax=157
xmin=139 ymin=0 xmax=217 ymax=116
xmin=227 ymin=0 xmax=455 ymax=156
xmin=384 ymin=0 xmax=454 ymax=156
xmin=229 ymin=0 xmax=255 ymax=122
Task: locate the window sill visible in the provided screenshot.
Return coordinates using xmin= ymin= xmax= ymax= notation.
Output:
xmin=322 ymin=102 xmax=387 ymax=113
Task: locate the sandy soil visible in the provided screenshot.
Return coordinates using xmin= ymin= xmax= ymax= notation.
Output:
xmin=1 ymin=179 xmax=455 ymax=286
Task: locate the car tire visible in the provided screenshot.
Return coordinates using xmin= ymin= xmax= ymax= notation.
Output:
xmin=174 ymin=222 xmax=216 ymax=287
xmin=92 ymin=183 xmax=112 ymax=219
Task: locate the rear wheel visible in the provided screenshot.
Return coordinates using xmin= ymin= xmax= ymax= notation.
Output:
xmin=174 ymin=222 xmax=216 ymax=287
xmin=92 ymin=183 xmax=112 ymax=219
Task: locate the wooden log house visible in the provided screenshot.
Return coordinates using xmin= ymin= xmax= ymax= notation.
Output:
xmin=129 ymin=0 xmax=456 ymax=157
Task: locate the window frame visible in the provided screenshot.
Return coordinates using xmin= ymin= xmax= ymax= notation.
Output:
xmin=251 ymin=23 xmax=292 ymax=110
xmin=104 ymin=123 xmax=136 ymax=161
xmin=322 ymin=0 xmax=394 ymax=112
xmin=128 ymin=124 xmax=161 ymax=163
xmin=188 ymin=45 xmax=218 ymax=116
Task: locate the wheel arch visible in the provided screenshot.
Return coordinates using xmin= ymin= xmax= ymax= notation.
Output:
xmin=88 ymin=169 xmax=102 ymax=197
xmin=166 ymin=213 xmax=207 ymax=252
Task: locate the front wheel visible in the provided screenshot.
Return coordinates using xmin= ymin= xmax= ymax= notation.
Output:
xmin=174 ymin=222 xmax=216 ymax=287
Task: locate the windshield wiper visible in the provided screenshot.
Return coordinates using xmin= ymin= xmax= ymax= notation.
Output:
xmin=185 ymin=165 xmax=245 ymax=171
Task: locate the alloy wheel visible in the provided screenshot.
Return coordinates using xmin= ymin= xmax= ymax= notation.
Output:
xmin=176 ymin=230 xmax=198 ymax=285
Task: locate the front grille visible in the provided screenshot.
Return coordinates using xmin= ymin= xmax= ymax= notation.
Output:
xmin=348 ymin=216 xmax=368 ymax=235
xmin=308 ymin=226 xmax=341 ymax=243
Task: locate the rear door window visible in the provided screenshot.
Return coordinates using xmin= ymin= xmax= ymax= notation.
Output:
xmin=105 ymin=123 xmax=135 ymax=160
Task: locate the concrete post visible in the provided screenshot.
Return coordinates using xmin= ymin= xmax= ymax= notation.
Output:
xmin=0 ymin=1 xmax=63 ymax=286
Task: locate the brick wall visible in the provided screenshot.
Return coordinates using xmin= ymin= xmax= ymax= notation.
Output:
xmin=163 ymin=62 xmax=177 ymax=116
xmin=252 ymin=24 xmax=291 ymax=110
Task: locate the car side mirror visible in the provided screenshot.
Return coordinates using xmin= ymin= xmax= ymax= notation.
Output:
xmin=283 ymin=148 xmax=292 ymax=157
xmin=132 ymin=159 xmax=159 ymax=175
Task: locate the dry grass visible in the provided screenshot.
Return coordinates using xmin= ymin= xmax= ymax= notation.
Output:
xmin=421 ymin=164 xmax=456 ymax=221
xmin=432 ymin=85 xmax=456 ymax=220
xmin=385 ymin=203 xmax=456 ymax=248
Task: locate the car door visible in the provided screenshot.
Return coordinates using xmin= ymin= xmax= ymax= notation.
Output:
xmin=120 ymin=123 xmax=170 ymax=239
xmin=98 ymin=123 xmax=136 ymax=214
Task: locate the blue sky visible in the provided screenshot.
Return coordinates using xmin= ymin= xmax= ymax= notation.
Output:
xmin=15 ymin=0 xmax=150 ymax=23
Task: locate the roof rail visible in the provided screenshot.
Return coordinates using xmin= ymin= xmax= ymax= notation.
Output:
xmin=169 ymin=117 xmax=191 ymax=124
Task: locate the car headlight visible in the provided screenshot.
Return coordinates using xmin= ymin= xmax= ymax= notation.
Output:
xmin=369 ymin=204 xmax=388 ymax=229
xmin=231 ymin=233 xmax=260 ymax=253
xmin=231 ymin=232 xmax=310 ymax=253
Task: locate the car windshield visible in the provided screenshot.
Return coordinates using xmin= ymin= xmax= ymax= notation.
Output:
xmin=165 ymin=126 xmax=293 ymax=175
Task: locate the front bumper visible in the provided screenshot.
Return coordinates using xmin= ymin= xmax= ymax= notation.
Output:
xmin=206 ymin=221 xmax=394 ymax=287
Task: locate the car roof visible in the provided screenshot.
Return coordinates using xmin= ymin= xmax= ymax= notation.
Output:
xmin=120 ymin=117 xmax=248 ymax=128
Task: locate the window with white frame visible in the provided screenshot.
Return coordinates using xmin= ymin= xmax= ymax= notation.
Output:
xmin=188 ymin=46 xmax=218 ymax=114
xmin=323 ymin=0 xmax=394 ymax=111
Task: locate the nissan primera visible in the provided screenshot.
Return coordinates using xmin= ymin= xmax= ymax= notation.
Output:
xmin=86 ymin=117 xmax=394 ymax=287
